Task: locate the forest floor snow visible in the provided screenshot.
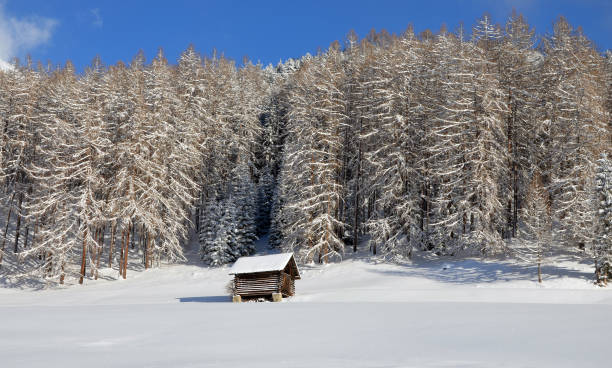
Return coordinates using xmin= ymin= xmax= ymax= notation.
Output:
xmin=1 ymin=243 xmax=611 ymax=367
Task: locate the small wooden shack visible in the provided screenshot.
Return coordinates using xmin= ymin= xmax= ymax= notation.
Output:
xmin=229 ymin=253 xmax=301 ymax=302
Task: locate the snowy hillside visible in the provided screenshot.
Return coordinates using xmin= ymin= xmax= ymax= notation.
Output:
xmin=1 ymin=249 xmax=611 ymax=368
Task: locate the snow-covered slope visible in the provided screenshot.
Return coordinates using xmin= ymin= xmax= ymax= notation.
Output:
xmin=1 ymin=252 xmax=611 ymax=367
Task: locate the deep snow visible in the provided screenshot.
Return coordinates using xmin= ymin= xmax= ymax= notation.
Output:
xmin=1 ymin=245 xmax=611 ymax=367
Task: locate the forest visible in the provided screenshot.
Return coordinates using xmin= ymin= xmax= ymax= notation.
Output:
xmin=0 ymin=12 xmax=610 ymax=286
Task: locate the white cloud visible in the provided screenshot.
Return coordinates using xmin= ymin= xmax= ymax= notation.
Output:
xmin=0 ymin=4 xmax=57 ymax=67
xmin=90 ymin=8 xmax=102 ymax=28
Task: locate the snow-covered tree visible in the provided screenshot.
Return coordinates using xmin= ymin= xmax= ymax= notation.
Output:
xmin=593 ymin=154 xmax=612 ymax=285
xmin=514 ymin=173 xmax=552 ymax=283
xmin=200 ymin=198 xmax=235 ymax=266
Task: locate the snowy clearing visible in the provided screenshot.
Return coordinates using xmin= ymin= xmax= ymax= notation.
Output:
xmin=1 ymin=251 xmax=611 ymax=368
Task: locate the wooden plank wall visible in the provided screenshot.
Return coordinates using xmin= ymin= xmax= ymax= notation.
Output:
xmin=234 ymin=272 xmax=281 ymax=297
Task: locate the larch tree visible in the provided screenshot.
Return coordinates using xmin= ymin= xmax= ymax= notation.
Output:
xmin=515 ymin=173 xmax=552 ymax=283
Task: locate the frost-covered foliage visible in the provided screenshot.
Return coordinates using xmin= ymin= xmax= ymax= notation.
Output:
xmin=0 ymin=47 xmax=267 ymax=282
xmin=270 ymin=14 xmax=610 ymax=276
xmin=513 ymin=174 xmax=552 ymax=283
xmin=593 ymin=154 xmax=612 ymax=284
xmin=198 ymin=165 xmax=258 ymax=266
xmin=0 ymin=12 xmax=610 ymax=285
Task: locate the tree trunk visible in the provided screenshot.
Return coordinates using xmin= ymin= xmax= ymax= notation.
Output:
xmin=122 ymin=224 xmax=131 ymax=279
xmin=353 ymin=119 xmax=362 ymax=253
xmin=13 ymin=192 xmax=23 ymax=253
xmin=109 ymin=223 xmax=116 ymax=268
xmin=59 ymin=262 xmax=65 ymax=285
xmin=91 ymin=228 xmax=99 ymax=278
xmin=537 ymin=258 xmax=542 ymax=284
xmin=31 ymin=218 xmax=37 ymax=254
xmin=144 ymin=231 xmax=150 ymax=270
xmin=95 ymin=227 xmax=103 ymax=280
xmin=0 ymin=192 xmax=16 ymax=266
xmin=79 ymin=229 xmax=88 ymax=285
xmin=130 ymin=223 xmax=135 ymax=250
xmin=118 ymin=229 xmax=125 ymax=277
xmin=512 ymin=164 xmax=519 ymax=238
xmin=23 ymin=224 xmax=29 ymax=250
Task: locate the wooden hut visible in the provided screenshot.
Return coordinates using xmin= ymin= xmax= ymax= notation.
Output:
xmin=229 ymin=253 xmax=301 ymax=302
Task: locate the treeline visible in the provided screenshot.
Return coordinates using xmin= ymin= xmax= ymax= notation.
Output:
xmin=0 ymin=47 xmax=268 ymax=283
xmin=0 ymin=12 xmax=610 ymax=286
xmin=269 ymin=14 xmax=611 ymax=282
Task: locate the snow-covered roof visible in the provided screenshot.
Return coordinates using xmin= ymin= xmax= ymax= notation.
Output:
xmin=229 ymin=253 xmax=300 ymax=278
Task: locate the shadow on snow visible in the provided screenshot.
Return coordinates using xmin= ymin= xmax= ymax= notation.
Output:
xmin=177 ymin=295 xmax=230 ymax=303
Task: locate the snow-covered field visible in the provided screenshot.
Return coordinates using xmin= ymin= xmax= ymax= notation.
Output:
xmin=1 ymin=248 xmax=611 ymax=368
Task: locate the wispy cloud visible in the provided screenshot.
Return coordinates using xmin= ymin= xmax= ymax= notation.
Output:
xmin=0 ymin=4 xmax=57 ymax=67
xmin=90 ymin=8 xmax=103 ymax=28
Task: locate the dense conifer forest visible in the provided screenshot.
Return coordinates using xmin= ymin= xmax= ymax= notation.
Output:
xmin=0 ymin=13 xmax=610 ymax=285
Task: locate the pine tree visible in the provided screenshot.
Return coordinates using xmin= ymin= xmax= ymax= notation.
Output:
xmin=255 ymin=166 xmax=275 ymax=235
xmin=200 ymin=198 xmax=235 ymax=266
xmin=231 ymin=165 xmax=258 ymax=256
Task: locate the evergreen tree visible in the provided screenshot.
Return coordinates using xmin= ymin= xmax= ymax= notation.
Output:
xmin=593 ymin=154 xmax=612 ymax=285
xmin=200 ymin=198 xmax=235 ymax=266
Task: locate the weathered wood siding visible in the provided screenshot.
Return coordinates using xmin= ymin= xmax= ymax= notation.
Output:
xmin=234 ymin=271 xmax=281 ymax=297
xmin=280 ymin=272 xmax=295 ymax=296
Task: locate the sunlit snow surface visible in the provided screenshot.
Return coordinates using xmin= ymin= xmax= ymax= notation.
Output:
xmin=229 ymin=252 xmax=298 ymax=275
xmin=1 ymin=249 xmax=611 ymax=367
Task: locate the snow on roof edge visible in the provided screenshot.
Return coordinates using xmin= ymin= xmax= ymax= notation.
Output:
xmin=229 ymin=253 xmax=300 ymax=278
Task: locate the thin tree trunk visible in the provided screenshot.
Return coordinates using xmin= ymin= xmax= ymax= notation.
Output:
xmin=537 ymin=253 xmax=542 ymax=283
xmin=146 ymin=232 xmax=151 ymax=269
xmin=0 ymin=192 xmax=16 ymax=266
xmin=46 ymin=251 xmax=52 ymax=276
xmin=109 ymin=223 xmax=116 ymax=268
xmin=32 ymin=218 xmax=37 ymax=254
xmin=91 ymin=227 xmax=99 ymax=278
xmin=144 ymin=231 xmax=149 ymax=270
xmin=95 ymin=227 xmax=103 ymax=280
xmin=512 ymin=163 xmax=519 ymax=237
xmin=13 ymin=192 xmax=23 ymax=253
xmin=353 ymin=119 xmax=362 ymax=253
xmin=23 ymin=224 xmax=29 ymax=250
xmin=59 ymin=262 xmax=65 ymax=285
xmin=79 ymin=229 xmax=88 ymax=285
xmin=123 ymin=224 xmax=131 ymax=279
xmin=119 ymin=229 xmax=125 ymax=277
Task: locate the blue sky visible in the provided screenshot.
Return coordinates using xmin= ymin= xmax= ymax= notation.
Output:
xmin=0 ymin=0 xmax=610 ymax=71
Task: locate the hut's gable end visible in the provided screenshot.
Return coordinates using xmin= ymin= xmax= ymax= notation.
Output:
xmin=283 ymin=258 xmax=301 ymax=279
